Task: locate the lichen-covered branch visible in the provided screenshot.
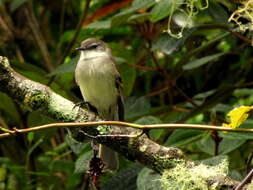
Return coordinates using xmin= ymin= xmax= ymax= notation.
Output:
xmin=0 ymin=56 xmax=248 ymax=189
xmin=0 ymin=56 xmax=184 ymax=172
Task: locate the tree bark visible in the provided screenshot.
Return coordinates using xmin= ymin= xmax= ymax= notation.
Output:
xmin=0 ymin=56 xmax=248 ymax=189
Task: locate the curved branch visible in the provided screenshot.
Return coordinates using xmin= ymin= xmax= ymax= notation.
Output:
xmin=0 ymin=56 xmax=249 ymax=189
xmin=0 ymin=56 xmax=184 ymax=174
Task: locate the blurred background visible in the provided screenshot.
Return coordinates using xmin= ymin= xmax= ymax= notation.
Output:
xmin=0 ymin=0 xmax=253 ymax=189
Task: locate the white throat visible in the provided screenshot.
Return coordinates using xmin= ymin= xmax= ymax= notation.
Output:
xmin=80 ymin=51 xmax=108 ymax=61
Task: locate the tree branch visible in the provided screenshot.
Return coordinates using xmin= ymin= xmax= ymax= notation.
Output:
xmin=0 ymin=56 xmax=249 ymax=189
xmin=0 ymin=56 xmax=184 ymax=174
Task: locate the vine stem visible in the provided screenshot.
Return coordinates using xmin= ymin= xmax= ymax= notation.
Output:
xmin=0 ymin=121 xmax=252 ymax=139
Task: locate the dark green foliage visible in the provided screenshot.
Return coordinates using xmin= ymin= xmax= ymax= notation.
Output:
xmin=0 ymin=0 xmax=252 ymax=189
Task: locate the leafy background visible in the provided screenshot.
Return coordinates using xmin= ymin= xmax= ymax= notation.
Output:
xmin=0 ymin=0 xmax=253 ymax=189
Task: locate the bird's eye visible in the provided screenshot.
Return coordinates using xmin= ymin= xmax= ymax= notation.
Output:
xmin=89 ymin=44 xmax=99 ymax=49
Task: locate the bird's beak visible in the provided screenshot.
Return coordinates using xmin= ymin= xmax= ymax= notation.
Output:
xmin=76 ymin=47 xmax=86 ymax=51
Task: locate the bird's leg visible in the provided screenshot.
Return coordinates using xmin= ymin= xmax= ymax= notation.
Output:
xmin=73 ymin=101 xmax=98 ymax=114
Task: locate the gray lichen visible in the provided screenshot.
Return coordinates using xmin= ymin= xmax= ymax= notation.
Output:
xmin=159 ymin=159 xmax=228 ymax=190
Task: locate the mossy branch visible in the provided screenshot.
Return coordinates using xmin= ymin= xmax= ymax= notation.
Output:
xmin=0 ymin=56 xmax=184 ymax=174
xmin=0 ymin=56 xmax=250 ymax=189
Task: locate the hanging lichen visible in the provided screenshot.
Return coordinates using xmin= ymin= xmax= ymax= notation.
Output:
xmin=229 ymin=0 xmax=253 ymax=31
xmin=167 ymin=0 xmax=209 ymax=38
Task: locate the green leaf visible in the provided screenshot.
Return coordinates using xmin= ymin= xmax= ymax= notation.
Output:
xmin=65 ymin=173 xmax=82 ymax=189
xmin=150 ymin=0 xmax=182 ymax=22
xmin=152 ymin=28 xmax=196 ymax=55
xmin=135 ymin=115 xmax=161 ymax=125
xmin=218 ymin=139 xmax=246 ymax=155
xmin=135 ymin=116 xmax=163 ymax=140
xmin=0 ymin=0 xmax=4 ymax=6
xmin=60 ymin=30 xmax=75 ymax=44
xmin=102 ymin=164 xmax=142 ymax=190
xmin=27 ymin=132 xmax=34 ymax=143
xmin=27 ymin=140 xmax=44 ymax=175
xmin=86 ymin=20 xmax=111 ymax=29
xmin=0 ymin=168 xmax=6 ymax=182
xmin=196 ymin=133 xmax=215 ymax=155
xmin=219 ymin=131 xmax=253 ymax=140
xmin=27 ymin=111 xmax=55 ymax=126
xmin=61 ymin=27 xmax=132 ymax=44
xmin=128 ymin=13 xmax=151 ymax=24
xmin=201 ymin=155 xmax=228 ymax=166
xmin=124 ymin=97 xmax=151 ymax=120
xmin=234 ymin=88 xmax=253 ymax=97
xmin=132 ymin=0 xmax=152 ymax=7
xmin=0 ymin=92 xmax=20 ymax=124
xmin=229 ymin=170 xmax=244 ymax=181
xmin=10 ymin=0 xmax=29 ymax=12
xmin=11 ymin=60 xmax=47 ymax=80
xmin=74 ymin=151 xmax=92 ymax=173
xmin=118 ymin=63 xmax=136 ymax=96
xmin=165 ymin=129 xmax=204 ymax=147
xmin=207 ymin=2 xmax=229 ymax=23
xmin=50 ymin=159 xmax=74 ymax=172
xmin=183 ymin=52 xmax=226 ymax=70
xmin=48 ymin=57 xmax=77 ymax=76
xmin=193 ymin=90 xmax=216 ymax=100
xmin=111 ymin=0 xmax=156 ymax=26
xmin=65 ymin=133 xmax=88 ymax=155
xmin=137 ymin=168 xmax=163 ymax=190
xmin=197 ymin=134 xmax=247 ymax=155
xmin=12 ymin=60 xmax=71 ymax=98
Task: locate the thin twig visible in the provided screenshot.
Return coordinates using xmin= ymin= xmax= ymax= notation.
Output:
xmin=235 ymin=169 xmax=253 ymax=190
xmin=58 ymin=0 xmax=91 ymax=66
xmin=59 ymin=0 xmax=66 ymax=36
xmin=0 ymin=6 xmax=25 ymax=63
xmin=0 ymin=121 xmax=253 ymax=139
xmin=24 ymin=2 xmax=54 ymax=71
xmin=48 ymin=0 xmax=91 ymax=86
xmin=125 ymin=62 xmax=159 ymax=71
xmin=246 ymin=152 xmax=253 ymax=172
xmin=55 ymin=0 xmax=66 ymax=61
xmin=174 ymin=84 xmax=198 ymax=107
xmin=145 ymin=86 xmax=170 ymax=97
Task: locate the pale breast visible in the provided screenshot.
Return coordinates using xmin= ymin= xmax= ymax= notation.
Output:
xmin=75 ymin=55 xmax=118 ymax=118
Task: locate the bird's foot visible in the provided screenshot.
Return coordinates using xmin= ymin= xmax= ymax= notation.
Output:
xmin=73 ymin=101 xmax=98 ymax=113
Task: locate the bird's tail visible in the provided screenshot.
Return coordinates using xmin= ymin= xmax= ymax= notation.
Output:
xmin=99 ymin=145 xmax=119 ymax=171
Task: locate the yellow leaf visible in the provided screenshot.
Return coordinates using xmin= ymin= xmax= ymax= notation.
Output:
xmin=222 ymin=123 xmax=231 ymax=127
xmin=224 ymin=106 xmax=253 ymax=129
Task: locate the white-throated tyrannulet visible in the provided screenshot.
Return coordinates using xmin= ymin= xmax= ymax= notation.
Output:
xmin=75 ymin=38 xmax=124 ymax=171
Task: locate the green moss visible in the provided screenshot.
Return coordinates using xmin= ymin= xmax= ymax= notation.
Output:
xmin=97 ymin=125 xmax=112 ymax=135
xmin=248 ymin=180 xmax=253 ymax=190
xmin=0 ymin=57 xmax=10 ymax=68
xmin=24 ymin=89 xmax=48 ymax=110
xmin=154 ymin=158 xmax=184 ymax=172
xmin=159 ymin=159 xmax=228 ymax=190
xmin=48 ymin=93 xmax=79 ymax=121
xmin=139 ymin=144 xmax=148 ymax=152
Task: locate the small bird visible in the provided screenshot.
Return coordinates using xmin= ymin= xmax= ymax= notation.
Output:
xmin=75 ymin=38 xmax=124 ymax=171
